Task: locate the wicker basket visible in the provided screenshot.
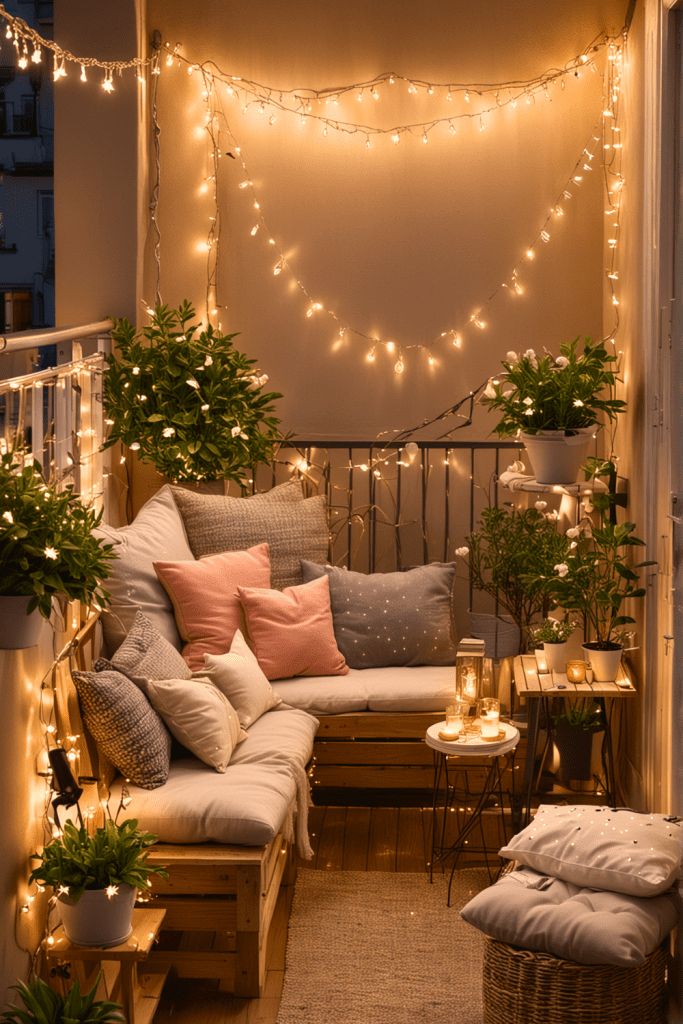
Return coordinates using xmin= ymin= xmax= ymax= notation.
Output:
xmin=483 ymin=939 xmax=669 ymax=1024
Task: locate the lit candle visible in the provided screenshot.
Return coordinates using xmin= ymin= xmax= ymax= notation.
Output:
xmin=566 ymin=660 xmax=587 ymax=683
xmin=439 ymin=701 xmax=466 ymax=741
xmin=535 ymin=648 xmax=548 ymax=673
xmin=478 ymin=697 xmax=501 ymax=739
xmin=463 ymin=669 xmax=478 ymax=701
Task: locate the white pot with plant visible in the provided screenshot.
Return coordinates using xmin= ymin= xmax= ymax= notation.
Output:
xmin=29 ymin=817 xmax=168 ymax=948
xmin=481 ymin=339 xmax=626 ymax=484
xmin=530 ymin=616 xmax=576 ymax=673
xmin=0 ymin=450 xmax=114 ymax=649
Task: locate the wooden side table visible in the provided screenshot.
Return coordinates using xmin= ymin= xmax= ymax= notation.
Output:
xmin=45 ymin=908 xmax=167 ymax=1024
xmin=513 ymin=655 xmax=637 ymax=827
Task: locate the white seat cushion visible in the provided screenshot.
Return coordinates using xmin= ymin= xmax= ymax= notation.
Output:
xmin=272 ymin=665 xmax=454 ymax=714
xmin=230 ymin=706 xmax=318 ymax=769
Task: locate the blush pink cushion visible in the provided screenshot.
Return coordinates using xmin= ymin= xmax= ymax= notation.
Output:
xmin=154 ymin=544 xmax=271 ymax=670
xmin=237 ymin=576 xmax=348 ymax=680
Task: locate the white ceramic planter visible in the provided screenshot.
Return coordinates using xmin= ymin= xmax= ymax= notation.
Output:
xmin=468 ymin=612 xmax=520 ymax=659
xmin=521 ymin=428 xmax=594 ymax=484
xmin=582 ymin=643 xmax=623 ymax=683
xmin=542 ymin=640 xmax=569 ymax=674
xmin=59 ymin=883 xmax=136 ymax=948
xmin=0 ymin=596 xmax=45 ymax=649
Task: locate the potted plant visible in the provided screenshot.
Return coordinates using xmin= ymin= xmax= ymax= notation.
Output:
xmin=529 ymin=615 xmax=576 ymax=673
xmin=552 ymin=700 xmax=603 ymax=787
xmin=0 ymin=975 xmax=124 ymax=1023
xmin=481 ymin=338 xmax=626 ymax=483
xmin=457 ymin=505 xmax=572 ymax=655
xmin=0 ymin=450 xmax=114 ymax=649
xmin=29 ymin=818 xmax=167 ymax=948
xmin=103 ymin=300 xmax=283 ymax=485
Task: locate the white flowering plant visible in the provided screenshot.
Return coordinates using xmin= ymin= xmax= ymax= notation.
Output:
xmin=529 ymin=616 xmax=576 ymax=646
xmin=103 ymin=301 xmax=283 ymax=484
xmin=0 ymin=450 xmax=113 ymax=618
xmin=481 ymin=338 xmax=625 ymax=436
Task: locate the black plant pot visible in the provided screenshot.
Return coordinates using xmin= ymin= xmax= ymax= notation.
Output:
xmin=554 ymin=719 xmax=602 ymax=785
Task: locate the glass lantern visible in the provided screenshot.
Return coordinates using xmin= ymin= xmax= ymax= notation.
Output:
xmin=455 ymin=637 xmax=488 ymax=705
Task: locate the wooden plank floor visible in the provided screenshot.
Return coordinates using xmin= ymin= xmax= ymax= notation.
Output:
xmin=154 ymin=807 xmax=435 ymax=1024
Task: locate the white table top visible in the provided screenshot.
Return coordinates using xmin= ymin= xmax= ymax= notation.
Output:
xmin=425 ymin=720 xmax=520 ymax=757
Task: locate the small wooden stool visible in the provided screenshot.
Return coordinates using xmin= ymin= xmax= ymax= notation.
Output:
xmin=45 ymin=908 xmax=167 ymax=1024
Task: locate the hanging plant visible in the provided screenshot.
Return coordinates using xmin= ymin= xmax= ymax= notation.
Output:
xmin=103 ymin=301 xmax=283 ymax=484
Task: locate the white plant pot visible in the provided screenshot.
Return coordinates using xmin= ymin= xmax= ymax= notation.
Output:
xmin=582 ymin=643 xmax=623 ymax=683
xmin=521 ymin=428 xmax=594 ymax=485
xmin=468 ymin=612 xmax=520 ymax=659
xmin=542 ymin=640 xmax=569 ymax=673
xmin=59 ymin=883 xmax=136 ymax=948
xmin=0 ymin=595 xmax=45 ymax=649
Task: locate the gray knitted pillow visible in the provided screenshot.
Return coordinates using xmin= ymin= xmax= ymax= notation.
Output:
xmin=300 ymin=561 xmax=457 ymax=669
xmin=110 ymin=611 xmax=191 ymax=692
xmin=72 ymin=669 xmax=171 ymax=789
xmin=171 ymin=481 xmax=329 ymax=590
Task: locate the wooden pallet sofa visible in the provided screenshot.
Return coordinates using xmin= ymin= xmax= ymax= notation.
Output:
xmin=79 ymin=479 xmax=522 ymax=992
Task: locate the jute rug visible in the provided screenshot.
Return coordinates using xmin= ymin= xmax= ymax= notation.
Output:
xmin=276 ymin=869 xmax=488 ymax=1024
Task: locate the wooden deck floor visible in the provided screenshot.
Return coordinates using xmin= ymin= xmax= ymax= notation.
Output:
xmin=154 ymin=807 xmax=435 ymax=1024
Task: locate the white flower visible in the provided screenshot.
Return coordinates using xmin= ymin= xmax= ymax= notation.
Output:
xmin=524 ymin=408 xmax=534 ymax=416
xmin=524 ymin=348 xmax=537 ymax=364
xmin=186 ymin=378 xmax=200 ymax=390
xmin=44 ymin=546 xmax=58 ymax=560
xmin=132 ymin=366 xmax=140 ymax=376
xmin=534 ymin=500 xmax=547 ymax=511
xmin=204 ymin=355 xmax=213 ymax=366
xmin=455 ymin=546 xmax=469 ymax=557
xmin=555 ymin=355 xmax=569 ymax=368
xmin=162 ymin=427 xmax=176 ymax=438
xmin=522 ymin=397 xmax=534 ymax=406
xmin=129 ymin=442 xmax=141 ymax=451
xmin=505 ymin=350 xmax=518 ymax=362
xmin=570 ymin=541 xmax=578 ymax=549
xmin=2 ymin=510 xmax=13 ymax=524
xmin=565 ymin=526 xmax=580 ymax=538
xmin=231 ymin=426 xmax=242 ymax=438
xmin=201 ymin=403 xmax=210 ymax=412
xmin=554 ymin=562 xmax=569 ymax=577
xmin=484 ymin=382 xmax=497 ymax=399
xmin=258 ymin=374 xmax=269 ymax=386
xmin=545 ymin=509 xmax=559 ymax=521
xmin=507 ymin=460 xmax=526 ymax=474
xmin=573 ymin=399 xmax=584 ymax=408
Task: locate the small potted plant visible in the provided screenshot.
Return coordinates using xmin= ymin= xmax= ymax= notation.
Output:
xmin=0 ymin=450 xmax=114 ymax=649
xmin=103 ymin=300 xmax=283 ymax=485
xmin=481 ymin=338 xmax=626 ymax=483
xmin=529 ymin=615 xmax=576 ymax=673
xmin=0 ymin=975 xmax=123 ymax=1024
xmin=552 ymin=700 xmax=603 ymax=788
xmin=457 ymin=504 xmax=572 ymax=655
xmin=29 ymin=818 xmax=167 ymax=948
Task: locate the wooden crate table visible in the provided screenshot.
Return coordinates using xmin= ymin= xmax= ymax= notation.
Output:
xmin=45 ymin=908 xmax=167 ymax=1024
xmin=513 ymin=655 xmax=637 ymax=827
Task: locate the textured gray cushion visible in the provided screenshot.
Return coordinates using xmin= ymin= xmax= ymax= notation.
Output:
xmin=95 ymin=485 xmax=193 ymax=654
xmin=110 ymin=611 xmax=191 ymax=692
xmin=300 ymin=561 xmax=456 ymax=668
xmin=72 ymin=668 xmax=171 ymax=789
xmin=460 ymin=866 xmax=679 ymax=966
xmin=171 ymin=480 xmax=329 ymax=590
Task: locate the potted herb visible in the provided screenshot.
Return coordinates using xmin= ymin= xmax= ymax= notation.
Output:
xmin=529 ymin=616 xmax=576 ymax=673
xmin=103 ymin=300 xmax=283 ymax=485
xmin=0 ymin=975 xmax=123 ymax=1024
xmin=29 ymin=818 xmax=167 ymax=948
xmin=552 ymin=700 xmax=603 ymax=787
xmin=0 ymin=450 xmax=113 ymax=649
xmin=457 ymin=505 xmax=572 ymax=655
xmin=481 ymin=339 xmax=626 ymax=483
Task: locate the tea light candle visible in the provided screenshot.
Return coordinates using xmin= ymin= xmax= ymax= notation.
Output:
xmin=463 ymin=669 xmax=478 ymax=702
xmin=535 ymin=648 xmax=548 ymax=673
xmin=566 ymin=660 xmax=587 ymax=683
xmin=440 ymin=701 xmax=467 ymax=740
xmin=478 ymin=697 xmax=500 ymax=739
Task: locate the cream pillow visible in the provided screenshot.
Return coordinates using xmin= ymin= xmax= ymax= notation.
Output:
xmin=500 ymin=805 xmax=682 ymax=898
xmin=145 ymin=676 xmax=246 ymax=773
xmin=202 ymin=630 xmax=281 ymax=729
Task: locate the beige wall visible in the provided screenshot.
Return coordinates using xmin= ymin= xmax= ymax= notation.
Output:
xmin=145 ymin=0 xmax=624 ymax=440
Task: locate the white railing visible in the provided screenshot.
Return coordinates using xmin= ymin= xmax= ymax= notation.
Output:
xmin=0 ymin=322 xmax=113 ymax=515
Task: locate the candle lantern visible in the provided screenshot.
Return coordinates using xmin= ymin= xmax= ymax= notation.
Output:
xmin=455 ymin=638 xmax=487 ymax=705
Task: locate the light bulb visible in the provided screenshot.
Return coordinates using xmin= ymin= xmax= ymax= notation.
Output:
xmin=80 ymin=64 xmax=87 ymax=82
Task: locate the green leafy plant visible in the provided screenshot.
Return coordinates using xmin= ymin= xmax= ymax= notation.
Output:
xmin=0 ymin=975 xmax=123 ymax=1024
xmin=529 ymin=616 xmax=576 ymax=645
xmin=29 ymin=819 xmax=168 ymax=902
xmin=481 ymin=338 xmax=626 ymax=436
xmin=103 ymin=301 xmax=283 ymax=484
xmin=554 ymin=700 xmax=603 ymax=732
xmin=0 ymin=451 xmax=113 ymax=618
xmin=458 ymin=505 xmax=572 ymax=647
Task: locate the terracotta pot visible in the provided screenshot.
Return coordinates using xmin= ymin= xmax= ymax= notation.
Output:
xmin=521 ymin=428 xmax=594 ymax=484
xmin=0 ymin=596 xmax=45 ymax=649
xmin=582 ymin=642 xmax=623 ymax=682
xmin=59 ymin=883 xmax=136 ymax=948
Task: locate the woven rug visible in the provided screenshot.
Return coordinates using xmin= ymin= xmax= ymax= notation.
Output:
xmin=276 ymin=869 xmax=488 ymax=1024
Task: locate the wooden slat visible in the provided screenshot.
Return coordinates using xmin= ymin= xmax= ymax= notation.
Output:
xmin=316 ymin=712 xmax=442 ymax=739
xmin=342 ymin=806 xmax=371 ymax=870
xmin=315 ymin=807 xmax=347 ymax=870
xmin=313 ymin=764 xmax=435 ymax=789
xmin=152 ymin=898 xmax=236 ymax=933
xmin=367 ymin=808 xmax=399 ymax=871
xmin=396 ymin=808 xmax=428 ymax=871
xmin=150 ymin=949 xmax=235 ymax=982
xmin=314 ymin=740 xmax=433 ymax=766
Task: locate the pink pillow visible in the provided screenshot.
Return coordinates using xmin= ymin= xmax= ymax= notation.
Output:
xmin=154 ymin=544 xmax=271 ymax=670
xmin=237 ymin=576 xmax=348 ymax=680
